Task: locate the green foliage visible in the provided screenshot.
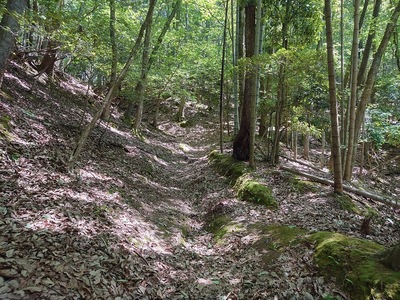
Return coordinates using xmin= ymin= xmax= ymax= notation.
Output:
xmin=366 ymin=106 xmax=400 ymax=148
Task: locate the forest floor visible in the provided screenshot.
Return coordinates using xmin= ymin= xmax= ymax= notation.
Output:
xmin=0 ymin=61 xmax=400 ymax=300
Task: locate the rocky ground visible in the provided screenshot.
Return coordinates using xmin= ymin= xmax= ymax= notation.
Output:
xmin=0 ymin=61 xmax=399 ymax=299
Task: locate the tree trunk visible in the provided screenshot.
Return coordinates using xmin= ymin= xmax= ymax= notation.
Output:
xmin=271 ymin=0 xmax=291 ymax=166
xmin=219 ymin=0 xmax=229 ymax=152
xmin=249 ymin=0 xmax=262 ymax=168
xmin=133 ymin=5 xmax=154 ymax=132
xmin=343 ymin=0 xmax=360 ymax=181
xmin=124 ymin=0 xmax=181 ymax=127
xmin=175 ymin=97 xmax=186 ymax=122
xmin=232 ymin=3 xmax=255 ymax=161
xmin=102 ymin=0 xmax=118 ymax=120
xmin=321 ymin=130 xmax=326 ymax=168
xmin=293 ymin=130 xmax=298 ymax=161
xmin=324 ymin=0 xmax=343 ymax=194
xmin=233 ymin=0 xmax=239 ymax=135
xmin=352 ymin=0 xmax=400 ymax=174
xmin=303 ymin=132 xmax=309 ymax=160
xmin=68 ymin=0 xmax=156 ymax=168
xmin=357 ymin=0 xmax=381 ymax=86
xmin=0 ymin=0 xmax=27 ymax=87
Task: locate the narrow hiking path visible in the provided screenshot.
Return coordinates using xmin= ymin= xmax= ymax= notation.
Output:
xmin=0 ymin=62 xmax=339 ymax=300
xmin=1 ymin=62 xmax=399 ymax=299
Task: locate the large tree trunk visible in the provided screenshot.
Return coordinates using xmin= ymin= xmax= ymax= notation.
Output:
xmin=324 ymin=0 xmax=343 ymax=194
xmin=0 ymin=0 xmax=27 ymax=87
xmin=343 ymin=0 xmax=360 ymax=181
xmin=232 ymin=3 xmax=256 ymax=161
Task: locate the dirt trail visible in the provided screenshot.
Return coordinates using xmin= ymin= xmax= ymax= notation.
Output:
xmin=1 ymin=62 xmax=399 ymax=299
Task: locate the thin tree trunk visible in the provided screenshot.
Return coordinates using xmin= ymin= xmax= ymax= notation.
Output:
xmin=233 ymin=0 xmax=239 ymax=134
xmin=280 ymin=166 xmax=399 ymax=208
xmin=321 ymin=130 xmax=326 ymax=168
xmin=325 ymin=0 xmax=343 ymax=194
xmin=303 ymin=132 xmax=310 ymax=160
xmin=68 ymin=0 xmax=156 ymax=168
xmin=0 ymin=0 xmax=27 ymax=87
xmin=102 ymin=0 xmax=118 ymax=120
xmin=293 ymin=130 xmax=298 ymax=161
xmin=219 ymin=0 xmax=229 ymax=153
xmin=237 ymin=4 xmax=245 ymax=124
xmin=133 ymin=6 xmax=154 ymax=133
xmin=125 ymin=0 xmax=181 ymax=127
xmin=343 ymin=0 xmax=360 ymax=181
xmin=352 ymin=0 xmax=400 ymax=172
xmin=249 ymin=0 xmax=262 ymax=168
xmin=358 ymin=0 xmax=381 ymax=86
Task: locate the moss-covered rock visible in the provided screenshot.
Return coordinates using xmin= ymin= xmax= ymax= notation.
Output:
xmin=289 ymin=176 xmax=318 ymax=193
xmin=208 ymin=150 xmax=247 ymax=183
xmin=234 ymin=176 xmax=278 ymax=208
xmin=333 ymin=193 xmax=361 ymax=214
xmin=309 ymin=232 xmax=400 ymax=300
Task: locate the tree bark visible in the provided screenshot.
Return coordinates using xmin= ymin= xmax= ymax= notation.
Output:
xmin=249 ymin=0 xmax=262 ymax=167
xmin=219 ymin=0 xmax=229 ymax=152
xmin=101 ymin=0 xmax=118 ymax=120
xmin=133 ymin=5 xmax=154 ymax=132
xmin=324 ymin=0 xmax=343 ymax=194
xmin=0 ymin=0 xmax=27 ymax=87
xmin=232 ymin=3 xmax=256 ymax=161
xmin=343 ymin=0 xmax=360 ymax=181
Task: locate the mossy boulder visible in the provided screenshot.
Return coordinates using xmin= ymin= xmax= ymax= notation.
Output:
xmin=333 ymin=193 xmax=361 ymax=214
xmin=234 ymin=176 xmax=278 ymax=209
xmin=289 ymin=176 xmax=318 ymax=193
xmin=208 ymin=150 xmax=247 ymax=183
xmin=309 ymin=232 xmax=400 ymax=300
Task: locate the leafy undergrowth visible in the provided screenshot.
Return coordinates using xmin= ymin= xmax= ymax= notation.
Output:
xmin=0 ymin=61 xmax=399 ymax=299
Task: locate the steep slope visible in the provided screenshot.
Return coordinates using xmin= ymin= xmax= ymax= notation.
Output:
xmin=1 ymin=61 xmax=399 ymax=299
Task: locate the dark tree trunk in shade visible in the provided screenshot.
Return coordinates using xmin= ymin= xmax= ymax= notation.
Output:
xmin=0 ymin=0 xmax=27 ymax=86
xmin=232 ymin=3 xmax=255 ymax=161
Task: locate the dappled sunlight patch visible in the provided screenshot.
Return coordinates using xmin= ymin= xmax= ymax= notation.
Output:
xmin=79 ymin=168 xmax=115 ymax=182
xmin=4 ymin=72 xmax=30 ymax=91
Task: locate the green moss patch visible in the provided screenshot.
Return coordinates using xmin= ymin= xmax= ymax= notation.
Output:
xmin=309 ymin=232 xmax=400 ymax=300
xmin=204 ymin=214 xmax=242 ymax=240
xmin=249 ymin=224 xmax=307 ymax=265
xmin=234 ymin=176 xmax=278 ymax=208
xmin=289 ymin=176 xmax=318 ymax=193
xmin=208 ymin=150 xmax=247 ymax=183
xmin=333 ymin=193 xmax=361 ymax=214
